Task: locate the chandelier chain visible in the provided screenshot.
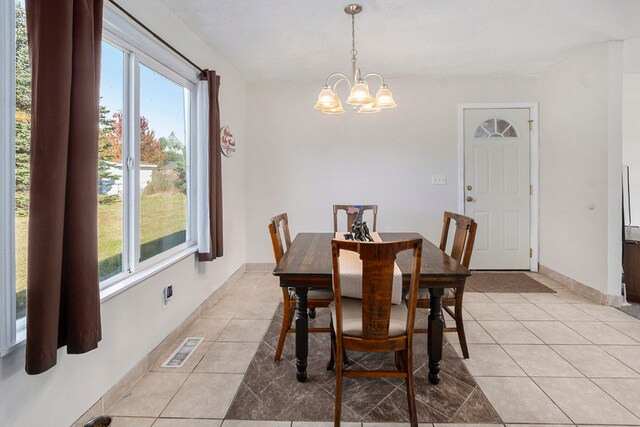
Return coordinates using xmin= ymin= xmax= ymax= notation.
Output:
xmin=351 ymin=13 xmax=357 ymax=79
xmin=351 ymin=13 xmax=356 ymax=58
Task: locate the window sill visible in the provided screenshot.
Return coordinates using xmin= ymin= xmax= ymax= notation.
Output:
xmin=100 ymin=245 xmax=198 ymax=303
xmin=0 ymin=325 xmax=25 ymax=357
xmin=1 ymin=245 xmax=198 ymax=357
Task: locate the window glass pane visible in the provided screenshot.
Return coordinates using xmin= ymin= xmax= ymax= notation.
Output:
xmin=474 ymin=127 xmax=488 ymax=138
xmin=502 ymin=125 xmax=518 ymax=137
xmin=15 ymin=0 xmax=29 ymax=320
xmin=138 ymin=64 xmax=189 ymax=262
xmin=98 ymin=41 xmax=125 ymax=282
xmin=496 ymin=119 xmax=510 ymax=134
xmin=476 ymin=118 xmax=519 ymax=139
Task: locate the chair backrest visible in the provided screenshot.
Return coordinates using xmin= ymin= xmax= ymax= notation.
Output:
xmin=268 ymin=213 xmax=291 ymax=264
xmin=331 ymin=239 xmax=422 ymax=340
xmin=333 ymin=204 xmax=378 ymax=233
xmin=439 ymin=211 xmax=477 ymax=268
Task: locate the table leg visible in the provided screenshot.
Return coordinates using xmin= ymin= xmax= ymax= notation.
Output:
xmin=295 ymin=286 xmax=309 ymax=382
xmin=428 ymin=288 xmax=445 ymax=385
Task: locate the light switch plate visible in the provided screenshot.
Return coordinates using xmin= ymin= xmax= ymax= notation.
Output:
xmin=432 ymin=175 xmax=446 ymax=185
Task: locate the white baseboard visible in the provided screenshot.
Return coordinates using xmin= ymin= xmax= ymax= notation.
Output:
xmin=539 ymin=264 xmax=623 ymax=307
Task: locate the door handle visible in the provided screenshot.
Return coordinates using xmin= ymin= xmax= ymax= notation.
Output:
xmin=466 ymin=196 xmax=474 ymax=202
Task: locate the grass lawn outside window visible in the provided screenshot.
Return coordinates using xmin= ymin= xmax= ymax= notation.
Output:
xmin=15 ymin=192 xmax=187 ymax=319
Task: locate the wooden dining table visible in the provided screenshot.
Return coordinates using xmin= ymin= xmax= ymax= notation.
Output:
xmin=273 ymin=232 xmax=471 ymax=385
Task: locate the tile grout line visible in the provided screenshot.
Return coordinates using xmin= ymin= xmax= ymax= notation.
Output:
xmin=598 ymin=344 xmax=640 ymax=376
xmin=446 ymin=382 xmax=494 ymax=424
xmin=604 ymin=320 xmax=640 ymax=344
xmin=495 ymin=320 xmax=579 ymax=380
xmin=529 ymin=300 xmax=599 ymax=322
xmin=223 ymin=376 xmax=265 ymax=421
xmin=582 ymin=375 xmax=640 ymax=424
xmin=563 ymin=320 xmax=640 ymax=345
xmin=148 ymin=370 xmax=191 ymax=420
xmin=517 ymin=316 xmax=596 ymax=346
xmin=494 ymin=327 xmax=640 ymax=425
xmin=470 ymin=316 xmax=577 ymax=424
xmin=514 ymin=373 xmax=575 ymax=425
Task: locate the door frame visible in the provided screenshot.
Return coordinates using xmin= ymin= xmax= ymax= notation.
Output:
xmin=457 ymin=102 xmax=539 ymax=272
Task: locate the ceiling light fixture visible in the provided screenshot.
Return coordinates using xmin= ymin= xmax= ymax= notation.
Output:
xmin=314 ymin=4 xmax=397 ymax=115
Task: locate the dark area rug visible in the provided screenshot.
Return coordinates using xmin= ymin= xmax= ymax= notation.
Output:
xmin=226 ymin=305 xmax=501 ymax=423
xmin=619 ymin=302 xmax=640 ymax=320
xmin=467 ymin=272 xmax=555 ymax=293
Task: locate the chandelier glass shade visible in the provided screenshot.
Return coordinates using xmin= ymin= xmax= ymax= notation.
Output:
xmin=323 ymin=97 xmax=346 ymax=115
xmin=314 ymin=86 xmax=340 ymax=110
xmin=315 ymin=4 xmax=396 ymax=114
xmin=358 ymin=102 xmax=381 ymax=114
xmin=346 ymin=81 xmax=375 ymax=105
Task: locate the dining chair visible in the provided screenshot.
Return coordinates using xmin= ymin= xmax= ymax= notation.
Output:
xmin=327 ymin=238 xmax=423 ymax=427
xmin=333 ymin=204 xmax=378 ymax=233
xmin=269 ymin=213 xmax=333 ymax=361
xmin=414 ymin=211 xmax=477 ymax=359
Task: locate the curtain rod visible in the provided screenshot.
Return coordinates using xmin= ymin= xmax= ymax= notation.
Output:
xmin=107 ymin=0 xmax=205 ymax=74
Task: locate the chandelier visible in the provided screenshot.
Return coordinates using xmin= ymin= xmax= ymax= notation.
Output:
xmin=314 ymin=4 xmax=397 ymax=115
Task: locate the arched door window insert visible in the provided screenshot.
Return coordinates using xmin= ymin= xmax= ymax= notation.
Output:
xmin=474 ymin=118 xmax=519 ymax=138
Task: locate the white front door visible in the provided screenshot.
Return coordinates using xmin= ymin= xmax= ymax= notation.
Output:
xmin=464 ymin=108 xmax=531 ymax=270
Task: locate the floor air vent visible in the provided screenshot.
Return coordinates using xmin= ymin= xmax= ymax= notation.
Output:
xmin=161 ymin=337 xmax=204 ymax=368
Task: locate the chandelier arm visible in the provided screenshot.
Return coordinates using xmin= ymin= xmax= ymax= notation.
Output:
xmin=361 ymin=72 xmax=386 ymax=86
xmin=332 ymin=76 xmax=352 ymax=93
xmin=325 ymin=72 xmax=351 ymax=87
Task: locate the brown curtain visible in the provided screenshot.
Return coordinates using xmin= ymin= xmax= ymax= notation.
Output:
xmin=25 ymin=0 xmax=103 ymax=375
xmin=198 ymin=70 xmax=224 ymax=261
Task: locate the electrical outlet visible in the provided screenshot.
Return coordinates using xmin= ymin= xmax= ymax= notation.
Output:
xmin=432 ymin=175 xmax=446 ymax=185
xmin=163 ymin=285 xmax=173 ymax=310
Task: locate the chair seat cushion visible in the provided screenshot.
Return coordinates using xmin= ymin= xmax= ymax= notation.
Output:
xmin=403 ymin=288 xmax=457 ymax=300
xmin=308 ymin=288 xmax=334 ymax=300
xmin=329 ymin=297 xmax=408 ymax=338
xmin=289 ymin=288 xmax=334 ymax=300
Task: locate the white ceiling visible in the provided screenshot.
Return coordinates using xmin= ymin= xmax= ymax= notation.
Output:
xmin=159 ymin=0 xmax=640 ymax=82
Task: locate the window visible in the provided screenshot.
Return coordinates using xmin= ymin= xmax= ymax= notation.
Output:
xmin=1 ymin=2 xmax=199 ymax=354
xmin=138 ymin=63 xmax=190 ymax=262
xmin=98 ymin=41 xmax=125 ymax=282
xmin=14 ymin=0 xmax=28 ymax=324
xmin=474 ymin=118 xmax=519 ymax=138
xmin=1 ymin=0 xmax=29 ymax=354
xmin=98 ymin=21 xmax=197 ymax=290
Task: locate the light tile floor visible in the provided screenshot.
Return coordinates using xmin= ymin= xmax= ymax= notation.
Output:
xmin=102 ymin=271 xmax=640 ymax=427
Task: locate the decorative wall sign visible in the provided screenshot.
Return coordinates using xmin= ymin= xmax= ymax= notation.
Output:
xmin=220 ymin=126 xmax=237 ymax=157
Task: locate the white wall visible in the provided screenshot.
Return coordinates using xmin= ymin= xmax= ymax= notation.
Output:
xmin=245 ymin=76 xmax=538 ymax=262
xmin=623 ymin=39 xmax=640 ymax=227
xmin=0 ymin=5 xmax=630 ymax=423
xmin=0 ymin=1 xmax=247 ymax=426
xmin=539 ymin=42 xmax=623 ymax=298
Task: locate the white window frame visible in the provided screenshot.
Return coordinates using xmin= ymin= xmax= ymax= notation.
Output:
xmin=98 ymin=30 xmax=198 ymax=290
xmin=1 ymin=0 xmax=19 ymax=356
xmin=1 ymin=2 xmax=203 ymax=355
xmin=98 ymin=5 xmax=200 ymax=294
xmin=133 ymin=55 xmax=197 ymax=272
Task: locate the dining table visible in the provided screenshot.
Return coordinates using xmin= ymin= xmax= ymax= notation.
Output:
xmin=272 ymin=232 xmax=471 ymax=385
